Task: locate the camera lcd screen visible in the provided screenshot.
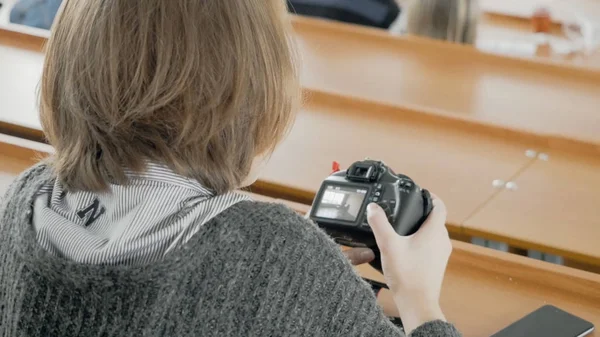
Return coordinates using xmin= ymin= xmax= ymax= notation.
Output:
xmin=315 ymin=185 xmax=368 ymax=222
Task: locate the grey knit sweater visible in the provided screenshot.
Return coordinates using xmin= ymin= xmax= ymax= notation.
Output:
xmin=0 ymin=164 xmax=462 ymax=337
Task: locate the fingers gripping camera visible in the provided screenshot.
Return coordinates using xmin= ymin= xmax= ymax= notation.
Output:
xmin=309 ymin=160 xmax=433 ymax=271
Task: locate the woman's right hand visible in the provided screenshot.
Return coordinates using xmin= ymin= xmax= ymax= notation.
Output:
xmin=366 ymin=197 xmax=452 ymax=334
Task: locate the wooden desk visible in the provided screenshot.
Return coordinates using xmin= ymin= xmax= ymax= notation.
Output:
xmin=256 ymin=93 xmax=600 ymax=265
xmin=0 ymin=34 xmax=539 ymax=233
xmin=2 ymin=136 xmax=599 ymax=337
xmin=293 ymin=16 xmax=600 ymax=151
xmin=258 ymin=92 xmax=536 ymax=231
xmin=464 ymin=149 xmax=600 ymax=266
xmin=3 ymin=23 xmax=600 ymax=154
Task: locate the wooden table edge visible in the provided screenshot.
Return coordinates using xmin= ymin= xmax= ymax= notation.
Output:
xmin=451 ymin=239 xmax=600 ymax=303
xmin=462 ymin=226 xmax=600 ymax=267
xmin=0 ymin=26 xmax=46 ymax=52
xmin=3 ymin=89 xmax=600 ymax=158
xmin=0 ymin=121 xmax=45 ymax=143
xmin=303 ymin=88 xmax=600 ymax=156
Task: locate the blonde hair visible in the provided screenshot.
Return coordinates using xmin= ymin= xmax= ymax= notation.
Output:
xmin=40 ymin=0 xmax=300 ymax=194
xmin=405 ymin=0 xmax=478 ymax=44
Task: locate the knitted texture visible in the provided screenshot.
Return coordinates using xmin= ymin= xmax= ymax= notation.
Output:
xmin=0 ymin=164 xmax=461 ymax=337
xmin=411 ymin=320 xmax=462 ymax=337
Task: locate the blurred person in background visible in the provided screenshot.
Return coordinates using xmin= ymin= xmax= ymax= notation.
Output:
xmin=390 ymin=0 xmax=478 ymax=44
xmin=10 ymin=0 xmax=62 ymax=30
xmin=288 ymin=0 xmax=402 ymax=29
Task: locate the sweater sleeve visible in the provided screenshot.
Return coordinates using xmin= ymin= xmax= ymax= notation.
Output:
xmin=0 ymin=165 xmax=37 ymax=229
xmin=411 ymin=321 xmax=461 ymax=337
xmin=248 ymin=203 xmax=461 ymax=337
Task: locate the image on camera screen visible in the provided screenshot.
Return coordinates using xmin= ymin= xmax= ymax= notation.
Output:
xmin=315 ymin=185 xmax=368 ymax=222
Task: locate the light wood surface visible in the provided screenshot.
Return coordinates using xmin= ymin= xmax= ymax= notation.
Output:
xmin=4 ymin=2 xmax=600 ymax=70
xmin=258 ymin=92 xmax=600 ymax=265
xmin=481 ymin=12 xmax=563 ymax=37
xmin=0 ymin=27 xmax=541 ymax=233
xmin=464 ymin=149 xmax=600 ymax=266
xmin=257 ymin=91 xmax=536 ymax=231
xmin=0 ymin=134 xmax=51 ymax=192
xmin=2 ymin=136 xmax=599 ymax=337
xmin=3 ymin=23 xmax=600 ymax=155
xmin=292 ymin=16 xmax=600 ymax=150
xmin=2 ymin=87 xmax=599 ymax=266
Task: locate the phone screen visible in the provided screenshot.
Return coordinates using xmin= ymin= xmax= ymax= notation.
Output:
xmin=491 ymin=305 xmax=594 ymax=337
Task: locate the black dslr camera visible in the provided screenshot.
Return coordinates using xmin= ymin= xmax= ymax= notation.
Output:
xmin=309 ymin=160 xmax=434 ymax=271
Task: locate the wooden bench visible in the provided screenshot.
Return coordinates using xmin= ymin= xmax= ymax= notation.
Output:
xmin=1 ymin=134 xmax=599 ymax=337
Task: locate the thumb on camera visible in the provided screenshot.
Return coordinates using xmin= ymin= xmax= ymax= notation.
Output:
xmin=367 ymin=203 xmax=396 ymax=251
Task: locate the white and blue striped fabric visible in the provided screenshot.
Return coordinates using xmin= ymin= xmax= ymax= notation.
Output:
xmin=32 ymin=163 xmax=250 ymax=265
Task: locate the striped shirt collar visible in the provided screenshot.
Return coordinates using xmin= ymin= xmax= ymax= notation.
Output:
xmin=124 ymin=162 xmax=214 ymax=196
xmin=32 ymin=162 xmax=250 ymax=265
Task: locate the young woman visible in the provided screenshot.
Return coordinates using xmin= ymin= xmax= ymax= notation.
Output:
xmin=0 ymin=1 xmax=460 ymax=336
xmin=390 ymin=0 xmax=478 ymax=45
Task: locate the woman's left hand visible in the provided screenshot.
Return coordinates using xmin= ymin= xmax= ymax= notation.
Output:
xmin=343 ymin=247 xmax=375 ymax=265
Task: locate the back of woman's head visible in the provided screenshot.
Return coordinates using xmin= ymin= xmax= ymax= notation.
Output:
xmin=405 ymin=0 xmax=478 ymax=44
xmin=41 ymin=0 xmax=300 ymax=194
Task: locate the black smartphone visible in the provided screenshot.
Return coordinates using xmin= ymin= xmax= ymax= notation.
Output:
xmin=491 ymin=305 xmax=595 ymax=337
